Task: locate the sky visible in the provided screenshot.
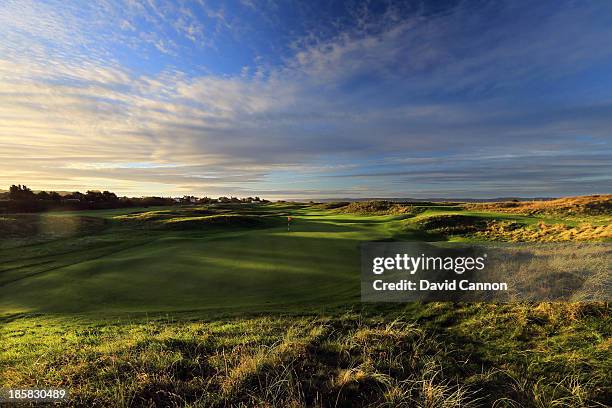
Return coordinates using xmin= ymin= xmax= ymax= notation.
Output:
xmin=0 ymin=0 xmax=611 ymax=199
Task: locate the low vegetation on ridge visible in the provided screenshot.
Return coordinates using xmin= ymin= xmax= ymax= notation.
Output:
xmin=465 ymin=194 xmax=612 ymax=216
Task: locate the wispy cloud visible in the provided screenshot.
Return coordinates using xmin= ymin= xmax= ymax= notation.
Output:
xmin=0 ymin=0 xmax=611 ymax=197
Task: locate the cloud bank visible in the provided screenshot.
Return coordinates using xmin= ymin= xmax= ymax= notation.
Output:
xmin=0 ymin=0 xmax=611 ymax=198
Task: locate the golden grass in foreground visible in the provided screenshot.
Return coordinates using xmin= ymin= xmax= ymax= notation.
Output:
xmin=1 ymin=303 xmax=610 ymax=407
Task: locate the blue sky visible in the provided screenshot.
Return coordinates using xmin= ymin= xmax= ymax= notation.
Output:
xmin=0 ymin=0 xmax=611 ymax=198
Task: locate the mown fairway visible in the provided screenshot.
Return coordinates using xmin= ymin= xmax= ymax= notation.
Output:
xmin=0 ymin=204 xmax=412 ymax=314
xmin=1 ymin=201 xmax=610 ymax=314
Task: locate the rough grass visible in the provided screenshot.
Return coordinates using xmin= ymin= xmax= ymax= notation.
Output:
xmin=417 ymin=215 xmax=612 ymax=242
xmin=465 ymin=195 xmax=612 ymax=217
xmin=334 ymin=201 xmax=427 ymax=216
xmin=1 ymin=304 xmax=609 ymax=407
xmin=314 ymin=202 xmax=350 ymax=210
xmin=474 ymin=221 xmax=612 ymax=242
xmin=472 ymin=243 xmax=611 ymax=302
xmin=414 ymin=211 xmax=612 ymax=242
xmin=416 ymin=214 xmax=488 ymax=235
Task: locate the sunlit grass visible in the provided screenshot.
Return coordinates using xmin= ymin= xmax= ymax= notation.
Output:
xmin=0 ymin=199 xmax=610 ymax=406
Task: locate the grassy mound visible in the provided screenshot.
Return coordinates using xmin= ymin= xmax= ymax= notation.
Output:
xmin=315 ymin=202 xmax=350 ymax=210
xmin=475 ymin=220 xmax=612 ymax=242
xmin=417 ymin=214 xmax=488 ymax=235
xmin=336 ymin=201 xmax=421 ymax=216
xmin=114 ymin=208 xmax=220 ymax=223
xmin=114 ymin=207 xmax=278 ymax=231
xmin=157 ymin=214 xmax=277 ymax=230
xmin=417 ymin=212 xmax=612 ymax=241
xmin=466 ymin=195 xmax=612 ymax=216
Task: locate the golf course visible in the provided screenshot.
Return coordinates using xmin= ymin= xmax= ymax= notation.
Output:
xmin=0 ymin=203 xmax=415 ymax=314
xmin=1 ymin=198 xmax=611 ymax=406
xmin=4 ymin=0 xmax=612 ymax=405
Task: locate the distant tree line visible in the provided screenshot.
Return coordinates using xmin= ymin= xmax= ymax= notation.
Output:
xmin=0 ymin=185 xmax=267 ymax=213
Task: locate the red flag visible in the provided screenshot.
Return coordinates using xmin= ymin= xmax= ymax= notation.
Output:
xmin=287 ymin=216 xmax=293 ymax=222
